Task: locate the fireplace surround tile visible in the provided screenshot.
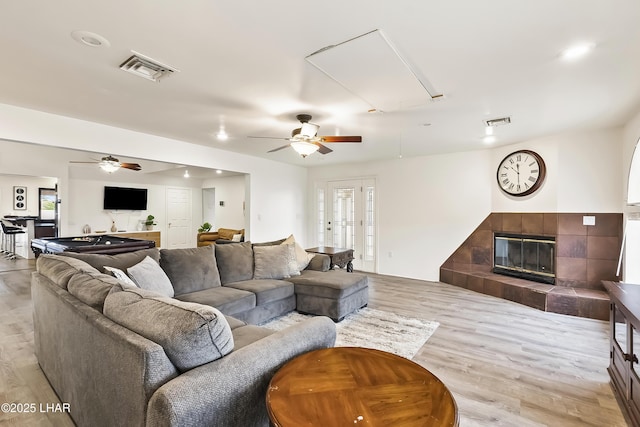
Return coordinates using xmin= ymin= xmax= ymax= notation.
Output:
xmin=522 ymin=213 xmax=544 ymax=235
xmin=558 ymin=214 xmax=587 ymax=235
xmin=502 ymin=213 xmax=522 ymax=233
xmin=587 ymin=236 xmax=621 ymax=260
xmin=440 ymin=212 xmax=621 ymax=320
xmin=556 ymin=235 xmax=587 ymax=258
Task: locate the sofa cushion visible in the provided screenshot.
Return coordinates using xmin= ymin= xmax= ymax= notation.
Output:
xmin=215 ymin=241 xmax=254 ymax=284
xmin=232 ymin=325 xmax=275 ymax=351
xmin=103 ymin=287 xmax=234 ymax=373
xmin=35 ymin=254 xmax=100 ymax=289
xmin=288 ymin=270 xmax=369 ymax=299
xmin=160 ymin=246 xmax=221 ymax=295
xmin=253 ymin=245 xmax=292 ymax=280
xmin=175 ymin=286 xmax=256 ymax=317
xmin=67 ymin=271 xmax=124 ymax=310
xmin=127 ymin=256 xmax=174 ymax=297
xmin=224 ymin=279 xmax=294 ymax=306
xmin=58 ymin=248 xmax=160 ymax=274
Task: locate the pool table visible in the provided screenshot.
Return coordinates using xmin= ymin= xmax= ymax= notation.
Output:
xmin=31 ymin=234 xmax=156 ymax=257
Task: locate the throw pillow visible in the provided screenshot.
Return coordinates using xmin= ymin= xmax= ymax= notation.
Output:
xmin=253 ymin=245 xmax=292 ymax=280
xmin=159 ymin=246 xmax=221 ymax=296
xmin=127 ymin=256 xmax=174 ymax=297
xmin=283 ymin=234 xmax=315 ymax=271
xmin=279 ymin=241 xmax=300 ymax=276
xmin=103 ymin=287 xmax=234 ymax=372
xmin=215 ymin=241 xmax=254 ymax=284
xmin=104 ymin=266 xmax=138 ymax=287
xmin=231 ymin=233 xmax=243 ymax=242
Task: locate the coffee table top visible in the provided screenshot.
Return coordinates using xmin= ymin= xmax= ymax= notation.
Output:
xmin=306 ymin=246 xmax=353 ymax=255
xmin=266 ymin=347 xmax=459 ymax=427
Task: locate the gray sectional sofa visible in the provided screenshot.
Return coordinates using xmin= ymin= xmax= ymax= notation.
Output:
xmin=31 ymin=240 xmax=368 ymax=427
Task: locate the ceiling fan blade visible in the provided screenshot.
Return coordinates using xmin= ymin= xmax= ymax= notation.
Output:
xmin=248 ymin=136 xmax=291 ymax=141
xmin=268 ymin=144 xmax=292 ymax=153
xmin=320 ymin=136 xmax=362 ymax=143
xmin=120 ymin=162 xmax=142 ymax=171
xmin=315 ymin=142 xmax=333 ymax=155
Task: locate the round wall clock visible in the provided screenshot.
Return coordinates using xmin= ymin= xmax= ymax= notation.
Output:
xmin=496 ymin=149 xmax=546 ymax=196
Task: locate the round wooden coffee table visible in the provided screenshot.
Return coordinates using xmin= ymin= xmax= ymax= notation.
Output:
xmin=266 ymin=347 xmax=459 ymax=427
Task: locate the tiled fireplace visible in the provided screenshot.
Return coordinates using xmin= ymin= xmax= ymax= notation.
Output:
xmin=440 ymin=213 xmax=623 ymax=320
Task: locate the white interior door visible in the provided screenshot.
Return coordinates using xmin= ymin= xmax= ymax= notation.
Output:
xmin=166 ymin=187 xmax=192 ymax=249
xmin=325 ymin=179 xmax=376 ymax=272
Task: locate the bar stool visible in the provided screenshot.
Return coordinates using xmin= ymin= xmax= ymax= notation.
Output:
xmin=1 ymin=221 xmax=25 ymax=260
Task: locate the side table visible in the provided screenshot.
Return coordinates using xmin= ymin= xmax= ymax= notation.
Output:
xmin=306 ymin=246 xmax=354 ymax=272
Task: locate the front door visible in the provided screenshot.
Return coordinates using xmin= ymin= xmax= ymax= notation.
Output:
xmin=325 ymin=179 xmax=376 ymax=272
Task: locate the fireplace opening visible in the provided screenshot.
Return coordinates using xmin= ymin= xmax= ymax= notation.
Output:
xmin=493 ymin=233 xmax=555 ymax=284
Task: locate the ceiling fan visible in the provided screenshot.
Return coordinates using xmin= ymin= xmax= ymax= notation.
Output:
xmin=70 ymin=155 xmax=142 ymax=173
xmin=249 ymin=114 xmax=362 ymax=157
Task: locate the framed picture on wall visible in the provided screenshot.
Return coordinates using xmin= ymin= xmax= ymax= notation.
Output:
xmin=14 ymin=186 xmax=27 ymax=210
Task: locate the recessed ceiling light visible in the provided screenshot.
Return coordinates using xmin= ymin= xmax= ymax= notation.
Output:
xmin=71 ymin=30 xmax=110 ymax=48
xmin=483 ymin=135 xmax=496 ymax=144
xmin=216 ymin=170 xmax=223 ymax=174
xmin=560 ymin=43 xmax=595 ymax=61
xmin=216 ymin=130 xmax=228 ymax=141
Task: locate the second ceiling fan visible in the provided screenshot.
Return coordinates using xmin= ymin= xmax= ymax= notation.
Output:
xmin=249 ymin=114 xmax=362 ymax=157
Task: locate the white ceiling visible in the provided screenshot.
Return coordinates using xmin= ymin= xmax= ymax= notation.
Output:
xmin=1 ymin=0 xmax=639 ymax=167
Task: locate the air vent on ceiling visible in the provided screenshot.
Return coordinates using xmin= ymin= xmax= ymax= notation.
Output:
xmin=485 ymin=116 xmax=511 ymax=127
xmin=119 ymin=51 xmax=178 ymax=82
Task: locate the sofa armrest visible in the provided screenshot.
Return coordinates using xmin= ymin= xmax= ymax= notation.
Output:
xmin=146 ymin=316 xmax=336 ymax=427
xmin=197 ymin=232 xmax=220 ymax=242
xmin=306 ymin=253 xmax=331 ymax=271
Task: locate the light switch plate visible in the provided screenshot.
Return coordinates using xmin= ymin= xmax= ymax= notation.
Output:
xmin=583 ymin=215 xmax=596 ymax=226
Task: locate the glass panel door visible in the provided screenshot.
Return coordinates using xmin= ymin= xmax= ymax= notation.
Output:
xmin=325 ymin=179 xmax=376 ymax=272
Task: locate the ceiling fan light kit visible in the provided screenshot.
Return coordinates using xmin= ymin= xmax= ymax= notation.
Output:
xmin=249 ymin=113 xmax=362 ymax=157
xmin=99 ymin=159 xmax=121 ymax=173
xmin=291 ymin=141 xmax=320 ymax=157
xmin=71 ymin=155 xmax=142 ymax=172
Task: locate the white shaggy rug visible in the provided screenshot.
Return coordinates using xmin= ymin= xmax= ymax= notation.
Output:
xmin=261 ymin=307 xmax=439 ymax=360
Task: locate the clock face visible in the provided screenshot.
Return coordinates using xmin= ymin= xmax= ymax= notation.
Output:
xmin=497 ymin=150 xmax=546 ymax=196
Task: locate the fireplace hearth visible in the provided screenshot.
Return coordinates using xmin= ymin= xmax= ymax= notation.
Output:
xmin=493 ymin=232 xmax=555 ymax=284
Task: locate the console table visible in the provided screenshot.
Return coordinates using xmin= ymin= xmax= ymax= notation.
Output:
xmin=604 ymin=280 xmax=640 ymax=426
xmin=306 ymin=246 xmax=354 ymax=272
xmin=266 ymin=347 xmax=458 ymax=427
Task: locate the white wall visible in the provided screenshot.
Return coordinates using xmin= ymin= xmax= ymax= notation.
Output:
xmin=202 ymin=175 xmax=246 ymax=230
xmin=491 ymin=128 xmax=623 ymax=213
xmin=67 ymin=166 xmax=204 ymax=247
xmin=0 ymin=174 xmax=57 ymax=217
xmin=309 ymin=127 xmax=624 ymax=281
xmin=308 ymin=150 xmax=494 ymax=280
xmin=0 ymin=103 xmax=308 ymax=245
xmin=622 ymin=107 xmax=640 ymax=282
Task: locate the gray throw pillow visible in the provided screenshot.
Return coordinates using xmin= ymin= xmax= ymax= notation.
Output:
xmin=103 ymin=287 xmax=234 ymax=372
xmin=253 ymin=244 xmax=292 ymax=280
xmin=215 ymin=241 xmax=254 ymax=284
xmin=160 ymin=246 xmax=221 ymax=296
xmin=127 ymin=256 xmax=174 ymax=297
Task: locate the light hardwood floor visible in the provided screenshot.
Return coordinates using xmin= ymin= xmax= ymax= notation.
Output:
xmin=0 ymin=258 xmax=627 ymax=426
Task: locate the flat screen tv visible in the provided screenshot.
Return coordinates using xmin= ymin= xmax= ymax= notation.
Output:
xmin=103 ymin=186 xmax=148 ymax=210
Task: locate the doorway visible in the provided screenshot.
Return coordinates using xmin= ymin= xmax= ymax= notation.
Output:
xmin=318 ymin=179 xmax=376 ymax=272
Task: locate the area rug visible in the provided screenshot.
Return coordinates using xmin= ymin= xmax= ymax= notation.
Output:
xmin=261 ymin=307 xmax=439 ymax=359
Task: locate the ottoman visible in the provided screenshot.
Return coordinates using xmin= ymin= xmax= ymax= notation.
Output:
xmin=288 ymin=270 xmax=369 ymax=322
